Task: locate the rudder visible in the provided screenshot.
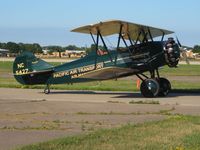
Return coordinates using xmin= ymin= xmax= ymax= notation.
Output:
xmin=13 ymin=51 xmax=54 ymax=85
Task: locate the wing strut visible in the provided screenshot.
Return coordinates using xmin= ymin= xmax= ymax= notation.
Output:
xmin=98 ymin=30 xmax=113 ymax=62
xmin=148 ymin=27 xmax=153 ymax=41
xmin=95 ymin=31 xmax=100 ymax=68
xmin=90 ymin=32 xmax=96 ymax=44
xmin=161 ymin=32 xmax=165 ymax=41
xmin=90 ymin=31 xmax=99 ymax=69
xmin=135 ymin=31 xmax=142 ymax=44
xmin=115 ymin=24 xmax=123 ymax=65
xmin=91 ymin=29 xmax=114 ymax=68
xmin=141 ymin=29 xmax=148 ymax=43
xmin=127 ymin=33 xmax=134 ymax=46
xmin=116 ymin=24 xmax=132 ymax=56
xmin=121 ymin=35 xmax=132 ymax=55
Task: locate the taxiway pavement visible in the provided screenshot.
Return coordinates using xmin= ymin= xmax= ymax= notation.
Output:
xmin=0 ymin=88 xmax=200 ymax=150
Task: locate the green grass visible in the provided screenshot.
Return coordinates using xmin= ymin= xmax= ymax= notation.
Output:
xmin=1 ymin=61 xmax=200 ymax=91
xmin=129 ymin=100 xmax=160 ymax=104
xmin=159 ymin=64 xmax=200 ymax=76
xmin=16 ymin=115 xmax=200 ymax=150
xmin=0 ymin=61 xmax=13 ymax=73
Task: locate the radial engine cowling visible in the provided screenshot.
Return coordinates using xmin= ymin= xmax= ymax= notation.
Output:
xmin=164 ymin=42 xmax=180 ymax=67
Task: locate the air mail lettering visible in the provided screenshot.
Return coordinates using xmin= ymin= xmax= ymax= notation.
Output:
xmin=71 ymin=72 xmax=87 ymax=79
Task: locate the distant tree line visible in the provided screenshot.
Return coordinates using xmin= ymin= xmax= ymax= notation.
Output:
xmin=193 ymin=45 xmax=200 ymax=53
xmin=1 ymin=41 xmax=200 ymax=54
xmin=0 ymin=42 xmax=93 ymax=54
xmin=0 ymin=42 xmax=42 ymax=54
xmin=43 ymin=45 xmax=89 ymax=53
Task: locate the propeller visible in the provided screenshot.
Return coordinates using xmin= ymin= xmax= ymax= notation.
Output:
xmin=181 ymin=49 xmax=190 ymax=64
xmin=176 ymin=36 xmax=182 ymax=47
xmin=176 ymin=36 xmax=190 ymax=65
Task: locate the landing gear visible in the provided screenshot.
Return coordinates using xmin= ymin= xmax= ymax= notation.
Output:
xmin=137 ymin=69 xmax=171 ymax=97
xmin=158 ymin=78 xmax=171 ymax=96
xmin=140 ymin=78 xmax=160 ymax=97
xmin=44 ymin=84 xmax=50 ymax=94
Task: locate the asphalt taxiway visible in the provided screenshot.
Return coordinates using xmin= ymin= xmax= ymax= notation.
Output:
xmin=0 ymin=88 xmax=200 ymax=150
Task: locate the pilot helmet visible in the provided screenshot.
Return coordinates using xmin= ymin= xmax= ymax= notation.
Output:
xmin=168 ymin=37 xmax=174 ymax=41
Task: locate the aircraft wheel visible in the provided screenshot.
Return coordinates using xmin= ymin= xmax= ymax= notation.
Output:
xmin=158 ymin=78 xmax=171 ymax=97
xmin=44 ymin=85 xmax=50 ymax=94
xmin=140 ymin=78 xmax=160 ymax=97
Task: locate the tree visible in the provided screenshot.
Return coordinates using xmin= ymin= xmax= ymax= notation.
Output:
xmin=43 ymin=46 xmax=63 ymax=51
xmin=18 ymin=43 xmax=25 ymax=53
xmin=2 ymin=43 xmax=7 ymax=49
xmin=64 ymin=45 xmax=80 ymax=50
xmin=6 ymin=42 xmax=20 ymax=53
xmin=85 ymin=44 xmax=106 ymax=54
xmin=193 ymin=45 xmax=200 ymax=53
xmin=19 ymin=43 xmax=42 ymax=53
xmin=33 ymin=43 xmax=42 ymax=53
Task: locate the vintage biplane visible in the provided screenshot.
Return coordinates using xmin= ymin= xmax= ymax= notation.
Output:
xmin=13 ymin=20 xmax=180 ymax=97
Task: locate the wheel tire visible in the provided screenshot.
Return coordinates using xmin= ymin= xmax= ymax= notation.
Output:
xmin=140 ymin=78 xmax=160 ymax=97
xmin=158 ymin=78 xmax=171 ymax=97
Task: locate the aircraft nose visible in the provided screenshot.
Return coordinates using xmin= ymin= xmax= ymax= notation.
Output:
xmin=164 ymin=43 xmax=180 ymax=67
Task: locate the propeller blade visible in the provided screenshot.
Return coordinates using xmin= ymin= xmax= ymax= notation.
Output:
xmin=182 ymin=51 xmax=190 ymax=65
xmin=176 ymin=36 xmax=182 ymax=47
xmin=176 ymin=37 xmax=190 ymax=64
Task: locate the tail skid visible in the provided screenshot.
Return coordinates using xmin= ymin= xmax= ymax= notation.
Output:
xmin=13 ymin=52 xmax=54 ymax=85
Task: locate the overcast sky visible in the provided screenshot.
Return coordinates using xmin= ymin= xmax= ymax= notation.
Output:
xmin=0 ymin=0 xmax=200 ymax=47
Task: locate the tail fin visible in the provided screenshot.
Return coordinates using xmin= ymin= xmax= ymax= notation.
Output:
xmin=13 ymin=51 xmax=54 ymax=85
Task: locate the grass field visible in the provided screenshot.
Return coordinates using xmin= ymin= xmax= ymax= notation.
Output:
xmin=17 ymin=115 xmax=200 ymax=150
xmin=1 ymin=61 xmax=200 ymax=91
xmin=1 ymin=61 xmax=200 ymax=149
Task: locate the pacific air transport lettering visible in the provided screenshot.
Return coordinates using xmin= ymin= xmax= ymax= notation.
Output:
xmin=53 ymin=63 xmax=104 ymax=79
xmin=96 ymin=63 xmax=103 ymax=69
xmin=53 ymin=71 xmax=69 ymax=78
